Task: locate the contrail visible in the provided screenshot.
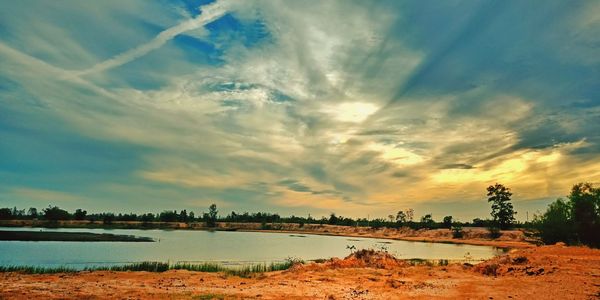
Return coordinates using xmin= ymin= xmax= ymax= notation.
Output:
xmin=0 ymin=42 xmax=118 ymax=100
xmin=71 ymin=0 xmax=229 ymax=77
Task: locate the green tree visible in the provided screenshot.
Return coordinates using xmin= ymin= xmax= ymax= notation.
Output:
xmin=158 ymin=210 xmax=178 ymax=222
xmin=442 ymin=216 xmax=453 ymax=229
xmin=27 ymin=207 xmax=38 ymax=219
xmin=328 ymin=213 xmax=339 ymax=225
xmin=43 ymin=206 xmax=70 ymax=221
xmin=487 ymin=183 xmax=516 ymax=229
xmin=102 ymin=213 xmax=115 ymax=225
xmin=73 ymin=209 xmax=87 ymax=220
xmin=420 ymin=214 xmax=434 ymax=228
xmin=179 ymin=210 xmax=188 ymax=222
xmin=534 ymin=198 xmax=573 ymax=244
xmin=568 ymin=183 xmax=600 ymax=246
xmin=0 ymin=208 xmax=12 ymax=220
xmin=140 ymin=213 xmax=155 ymax=224
xmin=207 ymin=204 xmax=218 ymax=227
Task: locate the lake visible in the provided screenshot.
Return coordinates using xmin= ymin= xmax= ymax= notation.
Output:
xmin=0 ymin=227 xmax=504 ymax=269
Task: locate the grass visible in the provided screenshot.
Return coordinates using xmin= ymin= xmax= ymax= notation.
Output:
xmin=0 ymin=265 xmax=77 ymax=274
xmin=0 ymin=259 xmax=301 ymax=277
xmin=88 ymin=262 xmax=170 ymax=272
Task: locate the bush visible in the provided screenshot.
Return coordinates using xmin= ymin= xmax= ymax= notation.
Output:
xmin=451 ymin=225 xmax=464 ymax=238
xmin=480 ymin=263 xmax=499 ymax=276
xmin=488 ymin=226 xmax=501 ymax=239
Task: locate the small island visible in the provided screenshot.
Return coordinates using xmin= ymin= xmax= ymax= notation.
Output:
xmin=0 ymin=230 xmax=154 ymax=242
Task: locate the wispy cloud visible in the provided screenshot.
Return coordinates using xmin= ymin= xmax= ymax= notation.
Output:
xmin=0 ymin=0 xmax=598 ymax=220
xmin=71 ymin=0 xmax=230 ymax=77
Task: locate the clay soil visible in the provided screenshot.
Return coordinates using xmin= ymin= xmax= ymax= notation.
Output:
xmin=1 ymin=245 xmax=599 ymax=299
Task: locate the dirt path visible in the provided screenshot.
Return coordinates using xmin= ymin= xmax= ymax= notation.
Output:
xmin=1 ymin=245 xmax=599 ymax=299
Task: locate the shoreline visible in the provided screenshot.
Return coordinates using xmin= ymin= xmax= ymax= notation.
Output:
xmin=0 ymin=220 xmax=535 ymax=249
xmin=1 ymin=245 xmax=598 ymax=299
xmin=233 ymin=228 xmax=532 ymax=249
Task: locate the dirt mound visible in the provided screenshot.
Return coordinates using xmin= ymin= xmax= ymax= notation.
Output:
xmin=474 ymin=254 xmax=548 ymax=277
xmin=292 ymin=250 xmax=407 ymax=272
xmin=474 ymin=245 xmax=600 ymax=278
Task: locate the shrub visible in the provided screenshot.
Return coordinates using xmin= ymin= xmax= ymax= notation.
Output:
xmin=451 ymin=225 xmax=464 ymax=238
xmin=488 ymin=226 xmax=501 ymax=239
xmin=480 ymin=263 xmax=499 ymax=276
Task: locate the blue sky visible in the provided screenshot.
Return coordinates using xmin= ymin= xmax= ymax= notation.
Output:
xmin=0 ymin=0 xmax=599 ymax=221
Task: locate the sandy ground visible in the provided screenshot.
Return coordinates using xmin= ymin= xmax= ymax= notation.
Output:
xmin=1 ymin=245 xmax=599 ymax=299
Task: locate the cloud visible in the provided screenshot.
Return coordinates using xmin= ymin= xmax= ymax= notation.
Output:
xmin=440 ymin=164 xmax=474 ymax=170
xmin=9 ymin=188 xmax=88 ymax=204
xmin=71 ymin=0 xmax=231 ymax=77
xmin=0 ymin=0 xmax=599 ymax=220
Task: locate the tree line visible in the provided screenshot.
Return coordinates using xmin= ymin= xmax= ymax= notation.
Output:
xmin=1 ymin=181 xmax=598 ymax=247
xmin=533 ymin=182 xmax=600 ymax=247
xmin=0 ymin=203 xmax=497 ymax=230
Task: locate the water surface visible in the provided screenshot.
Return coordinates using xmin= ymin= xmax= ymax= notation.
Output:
xmin=0 ymin=227 xmax=503 ymax=268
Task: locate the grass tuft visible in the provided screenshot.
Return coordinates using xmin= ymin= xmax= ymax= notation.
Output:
xmin=0 ymin=265 xmax=77 ymax=274
xmin=0 ymin=259 xmax=302 ymax=277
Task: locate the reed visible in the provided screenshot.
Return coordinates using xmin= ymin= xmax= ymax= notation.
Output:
xmin=0 ymin=259 xmax=300 ymax=277
xmin=0 ymin=265 xmax=77 ymax=274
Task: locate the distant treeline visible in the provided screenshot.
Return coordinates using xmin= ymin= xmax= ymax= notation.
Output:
xmin=0 ymin=204 xmax=503 ymax=230
xmin=3 ymin=181 xmax=598 ymax=247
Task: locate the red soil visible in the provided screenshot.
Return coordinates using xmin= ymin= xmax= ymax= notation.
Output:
xmin=1 ymin=245 xmax=599 ymax=299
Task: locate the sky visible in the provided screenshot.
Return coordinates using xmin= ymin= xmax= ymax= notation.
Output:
xmin=1 ymin=0 xmax=599 ymax=221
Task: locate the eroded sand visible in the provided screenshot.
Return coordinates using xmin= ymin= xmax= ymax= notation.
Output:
xmin=1 ymin=245 xmax=599 ymax=299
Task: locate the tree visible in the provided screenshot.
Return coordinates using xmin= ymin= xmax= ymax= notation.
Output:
xmin=568 ymin=183 xmax=600 ymax=246
xmin=179 ymin=210 xmax=188 ymax=222
xmin=405 ymin=209 xmax=414 ymax=222
xmin=159 ymin=210 xmax=178 ymax=222
xmin=43 ymin=206 xmax=70 ymax=221
xmin=420 ymin=214 xmax=434 ymax=227
xmin=27 ymin=207 xmax=38 ymax=219
xmin=388 ymin=214 xmax=395 ymax=223
xmin=534 ymin=198 xmax=573 ymax=244
xmin=207 ymin=204 xmax=218 ymax=227
xmin=328 ymin=213 xmax=339 ymax=225
xmin=396 ymin=211 xmax=407 ymax=224
xmin=102 ymin=213 xmax=115 ymax=225
xmin=487 ymin=183 xmax=516 ymax=229
xmin=11 ymin=207 xmax=24 ymax=217
xmin=0 ymin=208 xmax=12 ymax=220
xmin=73 ymin=209 xmax=87 ymax=220
xmin=141 ymin=213 xmax=155 ymax=224
xmin=443 ymin=216 xmax=453 ymax=229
